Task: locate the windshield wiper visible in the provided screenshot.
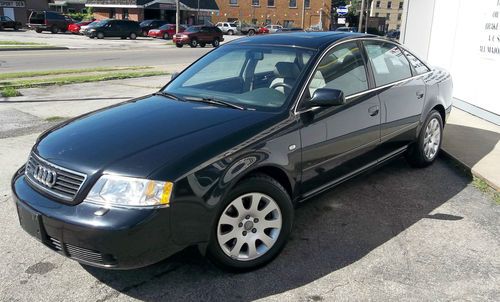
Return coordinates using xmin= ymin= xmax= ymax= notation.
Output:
xmin=153 ymin=91 xmax=186 ymax=102
xmin=184 ymin=96 xmax=246 ymax=110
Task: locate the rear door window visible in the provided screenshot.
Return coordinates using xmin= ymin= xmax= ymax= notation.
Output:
xmin=363 ymin=41 xmax=412 ymax=86
xmin=402 ymin=49 xmax=430 ymax=75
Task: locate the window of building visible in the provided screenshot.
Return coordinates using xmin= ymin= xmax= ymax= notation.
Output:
xmin=386 ymin=13 xmax=391 ymax=19
xmin=363 ymin=41 xmax=412 ymax=86
xmin=123 ymin=8 xmax=129 ymax=20
xmin=267 ymin=0 xmax=274 ymax=7
xmin=399 ymin=1 xmax=403 ymax=9
xmin=387 ymin=1 xmax=392 ymax=8
xmin=375 ymin=12 xmax=379 ymax=17
xmin=307 ymin=42 xmax=368 ymax=97
xmin=252 ymin=0 xmax=259 ymax=6
xmin=376 ymin=1 xmax=381 ymax=8
xmin=305 ymin=0 xmax=310 ymax=8
xmin=289 ymin=0 xmax=297 ymax=8
xmin=229 ymin=0 xmax=237 ymax=5
xmin=398 ymin=13 xmax=402 ymax=21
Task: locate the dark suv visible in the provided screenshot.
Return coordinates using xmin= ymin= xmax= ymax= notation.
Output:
xmin=173 ymin=25 xmax=223 ymax=48
xmin=84 ymin=19 xmax=141 ymax=39
xmin=0 ymin=16 xmax=21 ymax=31
xmin=28 ymin=11 xmax=73 ymax=34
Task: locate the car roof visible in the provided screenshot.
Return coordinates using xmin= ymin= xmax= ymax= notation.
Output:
xmin=230 ymin=31 xmax=371 ymax=50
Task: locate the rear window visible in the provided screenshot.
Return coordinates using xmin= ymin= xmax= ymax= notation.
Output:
xmin=403 ymin=49 xmax=430 ymax=75
xmin=140 ymin=20 xmax=153 ymax=26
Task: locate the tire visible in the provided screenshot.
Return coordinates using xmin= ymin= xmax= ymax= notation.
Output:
xmin=206 ymin=174 xmax=293 ymax=272
xmin=247 ymin=29 xmax=255 ymax=36
xmin=163 ymin=33 xmax=169 ymax=40
xmin=227 ymin=29 xmax=234 ymax=35
xmin=129 ymin=32 xmax=137 ymax=40
xmin=51 ymin=26 xmax=59 ymax=34
xmin=96 ymin=32 xmax=104 ymax=39
xmin=176 ymin=43 xmax=183 ymax=48
xmin=199 ymin=42 xmax=206 ymax=47
xmin=35 ymin=28 xmax=43 ymax=33
xmin=212 ymin=38 xmax=220 ymax=48
xmin=189 ymin=39 xmax=198 ymax=48
xmin=406 ymin=110 xmax=443 ymax=168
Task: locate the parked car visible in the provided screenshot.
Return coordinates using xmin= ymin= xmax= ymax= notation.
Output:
xmin=173 ymin=25 xmax=223 ymax=48
xmin=79 ymin=20 xmax=100 ymax=34
xmin=139 ymin=19 xmax=169 ymax=36
xmin=85 ymin=19 xmax=141 ymax=39
xmin=0 ymin=15 xmax=21 ymax=31
xmin=28 ymin=11 xmax=73 ymax=34
xmin=148 ymin=24 xmax=185 ymax=39
xmin=265 ymin=24 xmax=283 ymax=33
xmin=335 ymin=26 xmax=358 ymax=32
xmin=276 ymin=27 xmax=305 ymax=33
xmin=12 ymin=32 xmax=452 ymax=271
xmin=68 ymin=20 xmax=93 ymax=34
xmin=235 ymin=22 xmax=259 ymax=36
xmin=258 ymin=26 xmax=269 ymax=34
xmin=216 ymin=22 xmax=238 ymax=35
xmin=386 ymin=29 xmax=401 ymax=40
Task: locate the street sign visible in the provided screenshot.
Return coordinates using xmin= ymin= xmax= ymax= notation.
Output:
xmin=337 ymin=6 xmax=348 ymax=16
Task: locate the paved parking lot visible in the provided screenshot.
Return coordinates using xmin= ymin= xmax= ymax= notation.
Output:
xmin=0 ymin=95 xmax=499 ymax=301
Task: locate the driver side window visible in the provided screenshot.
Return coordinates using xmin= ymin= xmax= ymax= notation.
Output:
xmin=308 ymin=42 xmax=368 ymax=98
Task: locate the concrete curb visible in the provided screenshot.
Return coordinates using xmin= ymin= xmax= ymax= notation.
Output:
xmin=0 ymin=47 xmax=69 ymax=51
xmin=440 ymin=148 xmax=499 ymax=191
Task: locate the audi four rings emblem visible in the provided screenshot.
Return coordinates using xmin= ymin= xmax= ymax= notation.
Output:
xmin=33 ymin=165 xmax=57 ymax=187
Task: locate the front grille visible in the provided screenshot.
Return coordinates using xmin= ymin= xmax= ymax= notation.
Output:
xmin=47 ymin=236 xmax=116 ymax=266
xmin=25 ymin=153 xmax=86 ymax=202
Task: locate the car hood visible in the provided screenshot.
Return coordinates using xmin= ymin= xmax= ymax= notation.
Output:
xmin=34 ymin=95 xmax=278 ymax=180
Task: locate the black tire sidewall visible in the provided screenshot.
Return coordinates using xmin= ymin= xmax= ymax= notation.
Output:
xmin=189 ymin=39 xmax=197 ymax=47
xmin=207 ymin=176 xmax=293 ymax=271
xmin=212 ymin=38 xmax=219 ymax=47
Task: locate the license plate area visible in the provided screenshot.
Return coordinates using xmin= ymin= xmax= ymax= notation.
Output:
xmin=16 ymin=203 xmax=44 ymax=242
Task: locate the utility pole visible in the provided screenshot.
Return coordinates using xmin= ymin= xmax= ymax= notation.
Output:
xmin=365 ymin=0 xmax=372 ymax=33
xmin=176 ymin=0 xmax=180 ymax=34
xmin=197 ymin=0 xmax=200 ymax=25
xmin=301 ymin=0 xmax=305 ymax=29
xmin=358 ymin=0 xmax=365 ymax=32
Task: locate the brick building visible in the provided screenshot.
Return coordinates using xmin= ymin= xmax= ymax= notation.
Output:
xmin=0 ymin=0 xmax=48 ymax=25
xmin=86 ymin=0 xmax=219 ymax=24
xmin=213 ymin=0 xmax=331 ymax=30
xmin=369 ymin=0 xmax=404 ymax=31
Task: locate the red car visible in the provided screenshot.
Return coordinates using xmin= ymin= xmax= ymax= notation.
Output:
xmin=173 ymin=25 xmax=224 ymax=48
xmin=148 ymin=24 xmax=185 ymax=40
xmin=68 ymin=21 xmax=93 ymax=34
xmin=258 ymin=26 xmax=269 ymax=34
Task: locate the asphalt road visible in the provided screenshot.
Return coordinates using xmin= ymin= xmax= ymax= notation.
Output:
xmin=0 ymin=111 xmax=498 ymax=301
xmin=0 ymin=48 xmax=211 ymax=72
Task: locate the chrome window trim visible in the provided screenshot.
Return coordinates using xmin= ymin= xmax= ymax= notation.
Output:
xmin=25 ymin=152 xmax=87 ymax=201
xmin=292 ymin=37 xmax=433 ymax=115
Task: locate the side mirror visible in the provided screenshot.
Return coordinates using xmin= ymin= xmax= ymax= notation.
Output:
xmin=170 ymin=71 xmax=179 ymax=81
xmin=308 ymin=88 xmax=345 ymax=107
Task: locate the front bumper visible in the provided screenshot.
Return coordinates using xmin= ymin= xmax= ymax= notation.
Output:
xmin=11 ymin=168 xmax=184 ymax=269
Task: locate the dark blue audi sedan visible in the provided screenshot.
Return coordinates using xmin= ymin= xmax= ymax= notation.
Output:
xmin=12 ymin=32 xmax=453 ymax=271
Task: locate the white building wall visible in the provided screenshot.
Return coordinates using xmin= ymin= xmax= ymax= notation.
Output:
xmin=401 ymin=0 xmax=500 ymax=124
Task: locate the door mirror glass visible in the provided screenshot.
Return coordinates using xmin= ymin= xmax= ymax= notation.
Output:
xmin=308 ymin=88 xmax=345 ymax=107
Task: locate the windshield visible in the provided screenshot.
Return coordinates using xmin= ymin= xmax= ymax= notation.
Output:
xmin=164 ymin=45 xmax=315 ymax=111
xmin=185 ymin=26 xmax=199 ymax=32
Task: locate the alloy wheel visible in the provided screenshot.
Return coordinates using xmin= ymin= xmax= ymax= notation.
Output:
xmin=423 ymin=117 xmax=441 ymax=160
xmin=217 ymin=192 xmax=282 ymax=261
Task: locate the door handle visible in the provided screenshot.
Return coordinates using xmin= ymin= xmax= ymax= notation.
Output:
xmin=368 ymin=105 xmax=379 ymax=116
xmin=416 ymin=91 xmax=425 ymax=99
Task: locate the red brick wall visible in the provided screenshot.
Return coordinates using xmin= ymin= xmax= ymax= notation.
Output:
xmin=92 ymin=7 xmax=143 ymax=21
xmin=213 ymin=0 xmax=330 ymax=30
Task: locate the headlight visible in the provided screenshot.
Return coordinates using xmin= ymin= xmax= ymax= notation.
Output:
xmin=86 ymin=175 xmax=173 ymax=207
xmin=89 ymin=28 xmax=96 ymax=32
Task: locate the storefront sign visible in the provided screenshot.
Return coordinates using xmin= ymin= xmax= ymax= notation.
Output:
xmin=479 ymin=0 xmax=500 ymax=58
xmin=0 ymin=1 xmax=25 ymax=7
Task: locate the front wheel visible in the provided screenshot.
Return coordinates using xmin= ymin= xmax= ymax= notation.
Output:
xmin=189 ymin=39 xmax=198 ymax=47
xmin=247 ymin=29 xmax=255 ymax=36
xmin=163 ymin=33 xmax=169 ymax=40
xmin=406 ymin=110 xmax=443 ymax=167
xmin=96 ymin=32 xmax=104 ymax=39
xmin=206 ymin=174 xmax=293 ymax=271
xmin=212 ymin=38 xmax=220 ymax=47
